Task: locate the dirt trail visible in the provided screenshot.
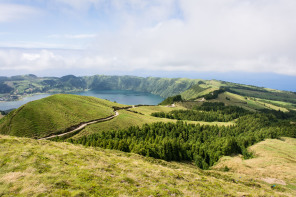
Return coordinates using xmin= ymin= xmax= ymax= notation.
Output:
xmin=39 ymin=111 xmax=119 ymax=140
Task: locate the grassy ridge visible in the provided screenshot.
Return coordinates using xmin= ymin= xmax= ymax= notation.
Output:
xmin=0 ymin=135 xmax=293 ymax=196
xmin=213 ymin=137 xmax=296 ymax=193
xmin=189 ymin=92 xmax=292 ymax=112
xmin=0 ymin=94 xmax=125 ymax=138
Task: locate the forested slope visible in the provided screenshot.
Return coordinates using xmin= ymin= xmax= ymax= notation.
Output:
xmin=63 ymin=102 xmax=296 ymax=170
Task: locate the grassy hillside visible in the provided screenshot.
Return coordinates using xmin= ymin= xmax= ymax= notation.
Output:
xmin=0 ymin=94 xmax=125 ymax=138
xmin=213 ymin=137 xmax=296 ymax=193
xmin=0 ymin=135 xmax=294 ymax=196
xmin=227 ymin=86 xmax=296 ymax=104
xmin=181 ymin=80 xmax=221 ymax=100
xmin=73 ymin=105 xmax=234 ymax=139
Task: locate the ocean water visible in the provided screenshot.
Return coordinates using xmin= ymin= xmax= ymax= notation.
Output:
xmin=0 ymin=90 xmax=163 ymax=111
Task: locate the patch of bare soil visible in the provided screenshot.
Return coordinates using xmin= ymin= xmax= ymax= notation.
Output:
xmin=261 ymin=177 xmax=287 ymax=185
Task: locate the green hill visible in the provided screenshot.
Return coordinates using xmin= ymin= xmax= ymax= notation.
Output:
xmin=0 ymin=94 xmax=125 ymax=138
xmin=1 ymin=135 xmax=294 ymax=196
xmin=1 ymin=74 xmax=296 ymax=112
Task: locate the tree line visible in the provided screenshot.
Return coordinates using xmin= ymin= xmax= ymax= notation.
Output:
xmin=64 ymin=106 xmax=296 ymax=169
xmin=151 ymin=102 xmax=250 ymax=122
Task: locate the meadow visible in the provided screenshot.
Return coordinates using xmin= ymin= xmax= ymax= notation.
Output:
xmin=1 ymin=135 xmax=295 ymax=196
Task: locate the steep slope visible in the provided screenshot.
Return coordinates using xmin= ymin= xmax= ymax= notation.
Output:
xmin=85 ymin=75 xmax=200 ymax=98
xmin=0 ymin=135 xmax=294 ymax=196
xmin=0 ymin=94 xmax=125 ymax=138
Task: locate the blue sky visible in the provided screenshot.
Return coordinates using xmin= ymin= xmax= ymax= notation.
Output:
xmin=0 ymin=0 xmax=296 ymax=91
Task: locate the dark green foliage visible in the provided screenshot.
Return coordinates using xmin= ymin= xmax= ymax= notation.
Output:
xmin=203 ymin=88 xmax=225 ymax=100
xmin=223 ymin=166 xmax=230 ymax=172
xmin=190 ymin=84 xmax=207 ymax=92
xmin=258 ymin=108 xmax=296 ymax=120
xmin=68 ymin=111 xmax=296 ymax=169
xmin=152 ymin=102 xmax=249 ymax=122
xmin=0 ymin=83 xmax=13 ymax=93
xmin=0 ymin=109 xmax=13 ymax=115
xmin=159 ymin=95 xmax=183 ymax=105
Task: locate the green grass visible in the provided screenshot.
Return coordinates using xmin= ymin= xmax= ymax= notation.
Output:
xmin=258 ymin=99 xmax=296 ymax=111
xmin=181 ymin=90 xmax=293 ymax=113
xmin=73 ymin=105 xmax=234 ymax=139
xmin=207 ymin=92 xmax=290 ymax=112
xmin=0 ymin=134 xmax=292 ymax=196
xmin=229 ymin=87 xmax=296 ymax=104
xmin=213 ymin=137 xmax=296 ymax=194
xmin=0 ymin=94 xmax=126 ymax=138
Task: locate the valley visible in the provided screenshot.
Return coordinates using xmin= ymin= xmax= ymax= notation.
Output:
xmin=2 ymin=1 xmax=296 ymax=196
xmin=0 ymin=75 xmax=295 ymax=196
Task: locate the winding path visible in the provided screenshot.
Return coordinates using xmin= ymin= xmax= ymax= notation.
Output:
xmin=39 ymin=111 xmax=119 ymax=140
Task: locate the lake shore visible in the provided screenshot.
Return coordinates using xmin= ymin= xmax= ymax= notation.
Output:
xmin=0 ymin=90 xmax=163 ymax=111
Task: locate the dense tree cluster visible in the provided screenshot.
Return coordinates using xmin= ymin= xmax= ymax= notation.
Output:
xmin=159 ymin=95 xmax=183 ymax=105
xmin=67 ymin=110 xmax=296 ymax=169
xmin=202 ymin=88 xmax=225 ymax=100
xmin=152 ymin=102 xmax=249 ymax=122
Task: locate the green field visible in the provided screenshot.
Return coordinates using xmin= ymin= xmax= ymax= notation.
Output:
xmin=258 ymin=99 xmax=296 ymax=111
xmin=0 ymin=94 xmax=126 ymax=138
xmin=0 ymin=135 xmax=294 ymax=196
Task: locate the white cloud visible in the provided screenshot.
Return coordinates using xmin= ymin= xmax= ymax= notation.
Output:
xmin=0 ymin=41 xmax=81 ymax=50
xmin=85 ymin=0 xmax=296 ymax=75
xmin=0 ymin=3 xmax=40 ymax=23
xmin=48 ymin=34 xmax=97 ymax=39
xmin=0 ymin=0 xmax=296 ymax=76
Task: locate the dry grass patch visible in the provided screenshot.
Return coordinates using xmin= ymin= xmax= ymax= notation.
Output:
xmin=213 ymin=137 xmax=296 ymax=195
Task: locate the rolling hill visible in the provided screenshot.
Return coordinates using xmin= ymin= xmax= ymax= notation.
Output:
xmin=1 ymin=135 xmax=295 ymax=196
xmin=0 ymin=75 xmax=296 ymax=196
xmin=0 ymin=94 xmax=125 ymax=138
xmin=1 ymin=74 xmax=296 ymax=112
xmin=0 ymin=95 xmax=233 ymax=140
